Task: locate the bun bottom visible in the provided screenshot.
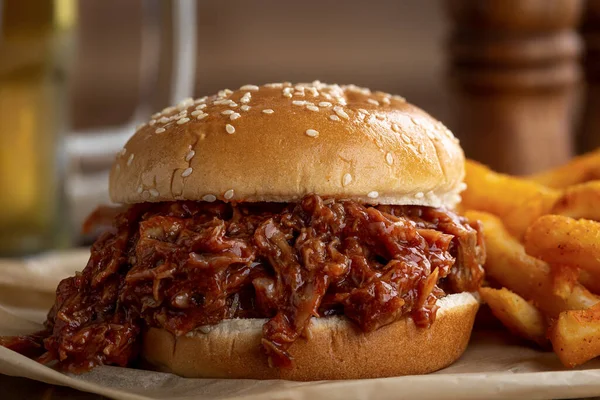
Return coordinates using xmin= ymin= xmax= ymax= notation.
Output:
xmin=141 ymin=292 xmax=479 ymax=380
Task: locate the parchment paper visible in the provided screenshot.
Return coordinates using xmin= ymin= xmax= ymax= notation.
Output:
xmin=2 ymin=250 xmax=600 ymax=400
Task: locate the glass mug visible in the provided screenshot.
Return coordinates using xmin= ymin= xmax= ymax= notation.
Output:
xmin=0 ymin=0 xmax=197 ymax=256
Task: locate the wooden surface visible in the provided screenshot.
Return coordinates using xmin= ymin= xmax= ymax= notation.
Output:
xmin=0 ymin=374 xmax=106 ymax=399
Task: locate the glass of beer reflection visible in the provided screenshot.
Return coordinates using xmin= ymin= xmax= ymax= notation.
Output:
xmin=0 ymin=0 xmax=76 ymax=255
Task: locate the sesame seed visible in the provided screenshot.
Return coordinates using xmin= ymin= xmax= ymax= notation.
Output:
xmin=240 ymin=105 xmax=250 ymax=111
xmin=195 ymin=104 xmax=206 ymax=110
xmin=359 ymin=108 xmax=370 ymax=115
xmin=177 ymin=97 xmax=194 ymax=110
xmin=385 ymin=152 xmax=393 ymax=165
xmin=329 ymin=115 xmax=341 ymax=121
xmin=226 ymin=124 xmax=235 ymax=134
xmin=228 ymin=101 xmax=238 ymax=107
xmin=333 ymin=106 xmax=349 ymax=119
xmin=159 ymin=116 xmax=170 ymax=124
xmin=230 ymin=113 xmax=241 ymax=120
xmin=427 ymin=131 xmax=436 ymax=140
xmin=221 ymin=110 xmax=234 ymax=115
xmin=343 ymin=173 xmax=352 ymax=187
xmin=382 ymin=97 xmax=391 ymax=105
xmin=306 ymin=105 xmax=319 ymax=112
xmin=392 ymin=123 xmax=400 ymax=133
xmin=149 ymin=119 xmax=156 ymax=126
xmin=262 ymin=109 xmax=274 ymax=114
xmin=401 ymin=134 xmax=411 ymax=143
xmin=308 ymin=87 xmax=319 ymax=97
xmin=305 ymin=129 xmax=319 ymax=138
xmin=292 ymin=100 xmax=306 ymax=106
xmin=185 ymin=150 xmax=195 ymax=161
xmin=213 ymin=99 xmax=229 ymax=105
xmin=162 ymin=106 xmax=176 ymax=114
xmin=119 ymin=148 xmax=127 ymax=156
xmin=155 ymin=127 xmax=166 ymax=134
xmin=137 ymin=185 xmax=143 ymax=194
xmin=367 ymin=191 xmax=379 ymax=199
xmin=181 ymin=168 xmax=193 ymax=177
xmin=191 ymin=110 xmax=202 ymax=116
xmin=203 ymin=194 xmax=217 ymax=202
xmin=240 ymin=84 xmax=259 ymax=91
xmin=127 ymin=154 xmax=134 ymax=166
xmin=152 ymin=112 xmax=161 ymax=119
xmin=196 ymin=113 xmax=208 ymax=120
xmin=224 ymin=189 xmax=234 ymax=199
xmin=367 ymin=99 xmax=380 ymax=106
xmin=419 ymin=143 xmax=425 ymax=152
xmin=240 ymin=92 xmax=252 ymax=104
xmin=283 ymin=92 xmax=293 ymax=98
xmin=177 ymin=117 xmax=190 ymax=125
xmin=224 ymin=89 xmax=233 ymax=95
xmin=149 ymin=188 xmax=159 ymax=197
xmin=319 ymin=102 xmax=332 ymax=107
xmin=266 ymin=83 xmax=283 ymax=88
xmin=415 ymin=192 xmax=424 ymax=199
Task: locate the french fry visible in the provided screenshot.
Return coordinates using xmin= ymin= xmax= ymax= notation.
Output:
xmin=549 ymin=303 xmax=600 ymax=367
xmin=528 ymin=149 xmax=600 ymax=189
xmin=551 ymin=265 xmax=579 ymax=301
xmin=463 ymin=160 xmax=559 ymax=239
xmin=524 ymin=216 xmax=600 ymax=279
xmin=479 ymin=287 xmax=548 ymax=347
xmin=550 ymin=180 xmax=600 ymax=221
xmin=465 ymin=210 xmax=600 ymax=316
xmin=580 ymin=270 xmax=600 ymax=295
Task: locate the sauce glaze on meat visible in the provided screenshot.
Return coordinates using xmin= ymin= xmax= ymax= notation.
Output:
xmin=1 ymin=194 xmax=485 ymax=371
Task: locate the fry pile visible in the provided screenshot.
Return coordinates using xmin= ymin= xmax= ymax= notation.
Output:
xmin=462 ymin=149 xmax=600 ymax=367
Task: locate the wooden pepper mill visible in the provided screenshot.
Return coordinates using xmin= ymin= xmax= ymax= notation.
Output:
xmin=445 ymin=0 xmax=584 ymax=174
xmin=579 ymin=0 xmax=600 ymax=153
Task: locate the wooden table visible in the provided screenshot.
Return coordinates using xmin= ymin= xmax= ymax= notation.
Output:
xmin=0 ymin=374 xmax=106 ymax=399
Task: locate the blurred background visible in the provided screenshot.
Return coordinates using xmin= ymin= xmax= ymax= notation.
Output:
xmin=0 ymin=0 xmax=598 ymax=255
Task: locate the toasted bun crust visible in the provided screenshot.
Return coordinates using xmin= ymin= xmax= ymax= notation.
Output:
xmin=110 ymin=82 xmax=465 ymax=207
xmin=141 ymin=292 xmax=478 ymax=380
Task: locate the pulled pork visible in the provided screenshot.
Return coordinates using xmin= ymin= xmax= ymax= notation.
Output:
xmin=1 ymin=194 xmax=485 ymax=371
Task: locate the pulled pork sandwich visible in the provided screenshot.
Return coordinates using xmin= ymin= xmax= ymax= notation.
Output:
xmin=2 ymin=82 xmax=485 ymax=380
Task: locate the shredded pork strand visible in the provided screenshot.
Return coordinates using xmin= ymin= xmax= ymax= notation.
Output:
xmin=1 ymin=195 xmax=485 ymax=371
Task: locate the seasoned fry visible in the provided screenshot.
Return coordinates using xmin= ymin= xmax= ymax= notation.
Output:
xmin=550 ymin=180 xmax=600 ymax=221
xmin=528 ymin=149 xmax=600 ymax=189
xmin=525 ymin=216 xmax=600 ymax=278
xmin=479 ymin=287 xmax=548 ymax=347
xmin=580 ymin=270 xmax=600 ymax=295
xmin=551 ymin=265 xmax=579 ymax=301
xmin=549 ymin=303 xmax=600 ymax=367
xmin=465 ymin=211 xmax=600 ymax=316
xmin=463 ymin=160 xmax=559 ymax=239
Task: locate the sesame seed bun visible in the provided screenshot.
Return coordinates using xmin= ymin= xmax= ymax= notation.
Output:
xmin=141 ymin=292 xmax=479 ymax=380
xmin=109 ymin=82 xmax=465 ymax=207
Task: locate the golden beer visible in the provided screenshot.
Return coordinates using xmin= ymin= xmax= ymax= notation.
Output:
xmin=0 ymin=0 xmax=76 ymax=255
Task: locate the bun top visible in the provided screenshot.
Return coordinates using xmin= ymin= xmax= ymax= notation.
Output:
xmin=110 ymin=82 xmax=465 ymax=207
